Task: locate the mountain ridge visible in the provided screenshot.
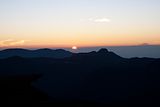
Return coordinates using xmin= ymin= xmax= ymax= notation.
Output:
xmin=0 ymin=48 xmax=72 ymax=59
xmin=0 ymin=48 xmax=160 ymax=106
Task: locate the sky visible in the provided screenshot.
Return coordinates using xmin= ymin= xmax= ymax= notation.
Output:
xmin=0 ymin=0 xmax=160 ymax=48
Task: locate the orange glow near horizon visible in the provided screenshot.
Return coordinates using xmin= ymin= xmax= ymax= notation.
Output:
xmin=1 ymin=33 xmax=160 ymax=49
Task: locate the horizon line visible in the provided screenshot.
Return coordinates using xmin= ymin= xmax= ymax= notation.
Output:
xmin=0 ymin=44 xmax=160 ymax=50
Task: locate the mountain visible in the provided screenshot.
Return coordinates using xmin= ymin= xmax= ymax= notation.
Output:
xmin=0 ymin=48 xmax=160 ymax=106
xmin=0 ymin=48 xmax=72 ymax=59
xmin=70 ymin=48 xmax=122 ymax=61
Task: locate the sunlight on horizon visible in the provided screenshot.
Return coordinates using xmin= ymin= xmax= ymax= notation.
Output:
xmin=72 ymin=46 xmax=78 ymax=50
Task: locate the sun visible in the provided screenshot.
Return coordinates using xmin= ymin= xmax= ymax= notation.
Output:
xmin=72 ymin=46 xmax=77 ymax=50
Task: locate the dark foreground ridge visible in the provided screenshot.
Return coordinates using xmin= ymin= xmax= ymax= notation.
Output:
xmin=0 ymin=48 xmax=160 ymax=106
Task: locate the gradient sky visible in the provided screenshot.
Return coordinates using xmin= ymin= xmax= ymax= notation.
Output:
xmin=0 ymin=0 xmax=160 ymax=48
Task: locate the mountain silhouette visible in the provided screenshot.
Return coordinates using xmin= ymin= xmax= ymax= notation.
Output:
xmin=0 ymin=48 xmax=160 ymax=106
xmin=0 ymin=48 xmax=72 ymax=59
xmin=71 ymin=48 xmax=122 ymax=61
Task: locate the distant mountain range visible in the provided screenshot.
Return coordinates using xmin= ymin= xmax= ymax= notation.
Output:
xmin=75 ymin=45 xmax=160 ymax=58
xmin=0 ymin=48 xmax=160 ymax=106
xmin=0 ymin=48 xmax=72 ymax=59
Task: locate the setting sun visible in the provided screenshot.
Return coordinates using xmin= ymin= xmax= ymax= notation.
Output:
xmin=72 ymin=46 xmax=77 ymax=50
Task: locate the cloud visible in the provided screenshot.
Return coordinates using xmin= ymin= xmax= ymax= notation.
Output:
xmin=0 ymin=39 xmax=26 ymax=47
xmin=89 ymin=18 xmax=111 ymax=23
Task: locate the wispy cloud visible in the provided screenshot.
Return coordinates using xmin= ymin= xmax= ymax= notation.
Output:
xmin=89 ymin=18 xmax=111 ymax=23
xmin=0 ymin=39 xmax=26 ymax=47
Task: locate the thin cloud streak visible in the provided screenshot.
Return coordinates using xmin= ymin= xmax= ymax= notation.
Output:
xmin=0 ymin=39 xmax=26 ymax=47
xmin=89 ymin=18 xmax=111 ymax=23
